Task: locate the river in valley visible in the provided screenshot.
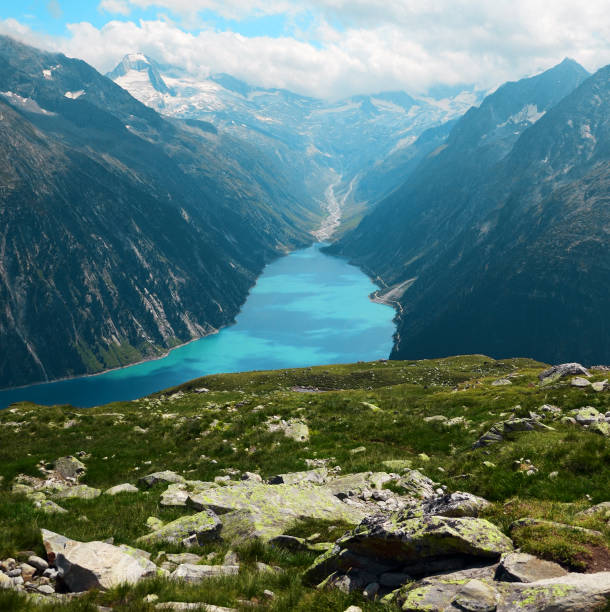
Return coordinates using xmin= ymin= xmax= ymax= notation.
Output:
xmin=0 ymin=244 xmax=396 ymax=409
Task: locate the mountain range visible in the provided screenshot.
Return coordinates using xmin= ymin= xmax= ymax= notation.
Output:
xmin=331 ymin=58 xmax=609 ymax=364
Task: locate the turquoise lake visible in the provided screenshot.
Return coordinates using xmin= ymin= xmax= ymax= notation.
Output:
xmin=0 ymin=244 xmax=395 ymax=409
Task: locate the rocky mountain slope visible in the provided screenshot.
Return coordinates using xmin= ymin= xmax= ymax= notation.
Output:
xmin=0 ymin=355 xmax=609 ymax=610
xmin=108 ymin=53 xmax=482 ymax=213
xmin=331 ymin=59 xmax=609 ymax=365
xmin=0 ymin=36 xmax=320 ymax=389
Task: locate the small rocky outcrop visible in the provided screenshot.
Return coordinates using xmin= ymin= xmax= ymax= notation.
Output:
xmin=539 ymin=363 xmax=590 ymax=384
xmin=138 ymin=470 xmax=186 ymax=488
xmin=41 ymin=529 xmax=157 ymax=592
xmin=473 ymin=417 xmax=554 ymax=448
xmin=137 ymin=510 xmax=222 ymax=546
xmin=266 ymin=417 xmax=310 ymax=442
xmin=496 ymin=552 xmax=567 ymax=582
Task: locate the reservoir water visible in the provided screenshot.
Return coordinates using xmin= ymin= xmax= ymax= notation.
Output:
xmin=0 ymin=244 xmax=395 ymax=409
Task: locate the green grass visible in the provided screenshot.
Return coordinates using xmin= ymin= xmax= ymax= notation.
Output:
xmin=0 ymin=354 xmax=608 ymax=610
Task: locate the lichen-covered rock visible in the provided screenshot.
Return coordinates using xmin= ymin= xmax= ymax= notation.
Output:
xmin=41 ymin=529 xmax=157 ymax=592
xmin=575 ymin=501 xmax=610 ymax=520
xmin=104 ymin=483 xmax=139 ymax=496
xmin=420 ymin=492 xmax=491 ymax=518
xmin=509 ymin=518 xmax=602 ymax=538
xmin=497 ymin=552 xmax=567 ymax=583
xmin=53 ymin=456 xmax=86 ymax=480
xmin=568 ymin=406 xmax=604 ymax=425
xmin=304 ymin=514 xmax=512 ymax=586
xmin=266 ymin=417 xmax=309 ymax=442
xmin=188 ymin=480 xmax=364 ymax=541
xmin=138 ymin=471 xmax=186 ymax=488
xmin=571 ymin=377 xmax=592 ymax=387
xmin=170 ymin=563 xmax=239 ymax=583
xmin=52 ymin=484 xmax=101 ymax=500
xmin=395 ymin=470 xmax=439 ymax=499
xmin=539 ymin=363 xmax=590 ymax=384
xmin=267 ymin=468 xmax=328 ymax=485
xmin=33 ymin=499 xmax=68 ymax=513
xmin=381 ymin=460 xmax=412 ymax=472
xmin=496 ymin=571 xmax=610 ymax=611
xmin=137 ymin=510 xmax=221 ymax=546
xmin=473 ymin=418 xmax=554 ymax=448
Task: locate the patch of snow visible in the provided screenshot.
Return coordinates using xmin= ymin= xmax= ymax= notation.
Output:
xmin=388 ymin=135 xmax=417 ymax=155
xmin=498 ymin=104 xmax=545 ymax=128
xmin=42 ymin=69 xmax=52 ymax=79
xmin=0 ymin=91 xmax=56 ymax=115
xmin=64 ymin=90 xmax=85 ymax=100
xmin=370 ymin=98 xmax=405 ymax=113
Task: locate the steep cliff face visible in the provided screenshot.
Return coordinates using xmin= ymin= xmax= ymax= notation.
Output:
xmin=0 ymin=36 xmax=316 ymax=388
xmin=333 ymin=60 xmax=609 ymax=364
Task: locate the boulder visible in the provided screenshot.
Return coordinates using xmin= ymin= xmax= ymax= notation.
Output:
xmin=571 ymin=377 xmax=591 ymax=387
xmin=160 ymin=483 xmax=191 ymax=507
xmin=104 ymin=483 xmax=139 ymax=496
xmin=304 ymin=513 xmax=512 ymax=585
xmin=187 ymin=480 xmax=364 ymax=541
xmin=53 ymin=456 xmax=86 ymax=480
xmin=137 ymin=510 xmax=221 ymax=546
xmin=510 ymin=518 xmax=603 ymax=538
xmin=492 ymin=378 xmax=512 ymax=386
xmin=396 ymin=470 xmax=439 ymax=499
xmin=539 ymin=363 xmax=590 ymax=384
xmin=592 ymin=381 xmax=608 ymax=392
xmin=266 ymin=418 xmax=309 ymax=442
xmin=497 ymin=552 xmax=567 ymax=582
xmin=575 ymin=501 xmax=610 ymax=520
xmin=41 ymin=529 xmax=157 ymax=592
xmin=568 ymin=406 xmax=604 ymax=425
xmin=0 ymin=573 xmax=11 ymax=589
xmin=420 ymin=492 xmax=491 ymax=518
xmin=170 ymin=564 xmax=239 ymax=583
xmin=33 ymin=499 xmax=68 ymax=514
xmin=267 ymin=468 xmax=328 ymax=485
xmin=138 ymin=471 xmax=186 ymax=488
xmin=496 ymin=571 xmax=610 ymax=611
xmin=473 ymin=418 xmax=553 ymax=448
xmin=52 ymin=485 xmax=101 ymax=500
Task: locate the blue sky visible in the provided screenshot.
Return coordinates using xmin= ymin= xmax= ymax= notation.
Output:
xmin=1 ymin=1 xmax=609 ymax=99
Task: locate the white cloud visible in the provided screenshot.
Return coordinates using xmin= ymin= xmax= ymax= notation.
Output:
xmin=99 ymin=0 xmax=132 ymax=16
xmin=2 ymin=0 xmax=610 ymax=99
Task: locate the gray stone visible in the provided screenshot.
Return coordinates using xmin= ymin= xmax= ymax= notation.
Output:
xmin=27 ymin=556 xmax=48 ymax=572
xmin=492 ymin=378 xmax=512 ymax=386
xmin=137 ymin=510 xmax=222 ymax=546
xmin=421 ymin=491 xmax=491 ymax=518
xmin=575 ymin=501 xmax=610 ymax=520
xmin=170 ymin=564 xmax=239 ymax=583
xmin=53 ymin=485 xmax=101 ymax=500
xmin=539 ymin=363 xmax=590 ymax=384
xmin=240 ymin=472 xmax=262 ymax=483
xmin=267 ymin=468 xmax=328 ymax=485
xmin=166 ymin=553 xmax=203 ymax=565
xmin=453 ymin=578 xmax=498 ymax=611
xmin=138 ymin=471 xmax=186 ymax=488
xmin=497 ymin=552 xmax=567 ymax=583
xmin=396 ymin=469 xmax=438 ymax=499
xmin=570 ymin=406 xmax=605 ymax=424
xmin=33 ymin=499 xmax=68 ymax=514
xmin=570 ymin=377 xmax=591 ymax=387
xmin=473 ymin=418 xmax=554 ymax=448
xmin=104 ymin=483 xmax=139 ymax=495
xmin=592 ymin=380 xmax=608 ymax=392
xmin=53 ymin=456 xmax=86 ymax=480
xmin=379 ymin=572 xmax=412 ymax=588
xmin=0 ymin=573 xmax=12 ymax=589
xmin=41 ymin=529 xmax=157 ymax=592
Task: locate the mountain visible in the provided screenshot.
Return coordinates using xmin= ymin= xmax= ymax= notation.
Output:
xmin=0 ymin=36 xmax=319 ymax=389
xmin=106 ymin=54 xmax=483 ymax=212
xmin=331 ymin=59 xmax=609 ymax=364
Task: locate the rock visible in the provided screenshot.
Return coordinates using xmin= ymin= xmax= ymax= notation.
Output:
xmin=263 ymin=589 xmax=275 ymax=599
xmin=497 ymin=571 xmax=610 ymax=611
xmin=53 ymin=485 xmax=101 ymax=500
xmin=569 ymin=406 xmax=604 ymax=425
xmin=160 ymin=483 xmax=192 ymax=507
xmin=592 ymin=380 xmax=608 ymax=392
xmin=267 ymin=468 xmax=328 ymax=485
xmin=53 ymin=456 xmax=86 ymax=480
xmin=590 ymin=421 xmax=610 ymax=436
xmin=539 ymin=363 xmax=590 ymax=384
xmin=473 ymin=417 xmax=554 ymax=448
xmin=396 ymin=469 xmax=438 ymax=499
xmin=166 ymin=553 xmax=203 ymax=565
xmin=0 ymin=573 xmax=12 ymax=589
xmin=492 ymin=378 xmax=512 ymax=386
xmin=41 ymin=529 xmax=157 ymax=592
xmin=188 ymin=480 xmax=364 ymax=541
xmin=344 ymin=607 xmax=363 ymax=612
xmin=576 ymin=501 xmax=610 ymax=520
xmin=240 ymin=472 xmax=262 ymax=483
xmin=104 ymin=483 xmax=139 ymax=495
xmin=363 ymin=581 xmax=380 ymax=598
xmin=27 ymin=556 xmax=48 ymax=572
xmin=137 ymin=510 xmax=222 ymax=546
xmin=497 ymin=552 xmax=567 ymax=583
xmin=418 ymin=453 xmax=431 ymax=461
xmin=424 ymin=415 xmax=447 ymax=423
xmin=156 ymin=604 xmax=236 ymax=612
xmin=269 ymin=535 xmax=308 ymax=551
xmin=138 ymin=471 xmax=186 ymax=488
xmin=381 ymin=459 xmax=412 ymax=471
xmin=20 ymin=563 xmax=36 ymax=582
xmin=170 ymin=564 xmax=239 ymax=583
xmin=453 ymin=578 xmax=497 ymax=611
xmin=35 ymin=584 xmax=55 ymax=595
xmin=349 ymin=446 xmax=366 ymax=455
xmin=420 ymin=492 xmax=491 ymax=518
xmin=266 ymin=418 xmax=309 ymax=442
xmin=571 ymin=377 xmax=591 ymax=387
xmin=510 ymin=518 xmax=602 ymax=538
xmin=33 ymin=499 xmax=68 ymax=514
xmin=379 ymin=571 xmax=412 ymax=587
xmin=304 ymin=514 xmax=512 ymax=585
xmin=146 ymin=517 xmax=165 ymax=531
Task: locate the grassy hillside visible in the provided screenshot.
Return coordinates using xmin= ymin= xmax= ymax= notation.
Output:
xmin=0 ymin=355 xmax=609 ymax=610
